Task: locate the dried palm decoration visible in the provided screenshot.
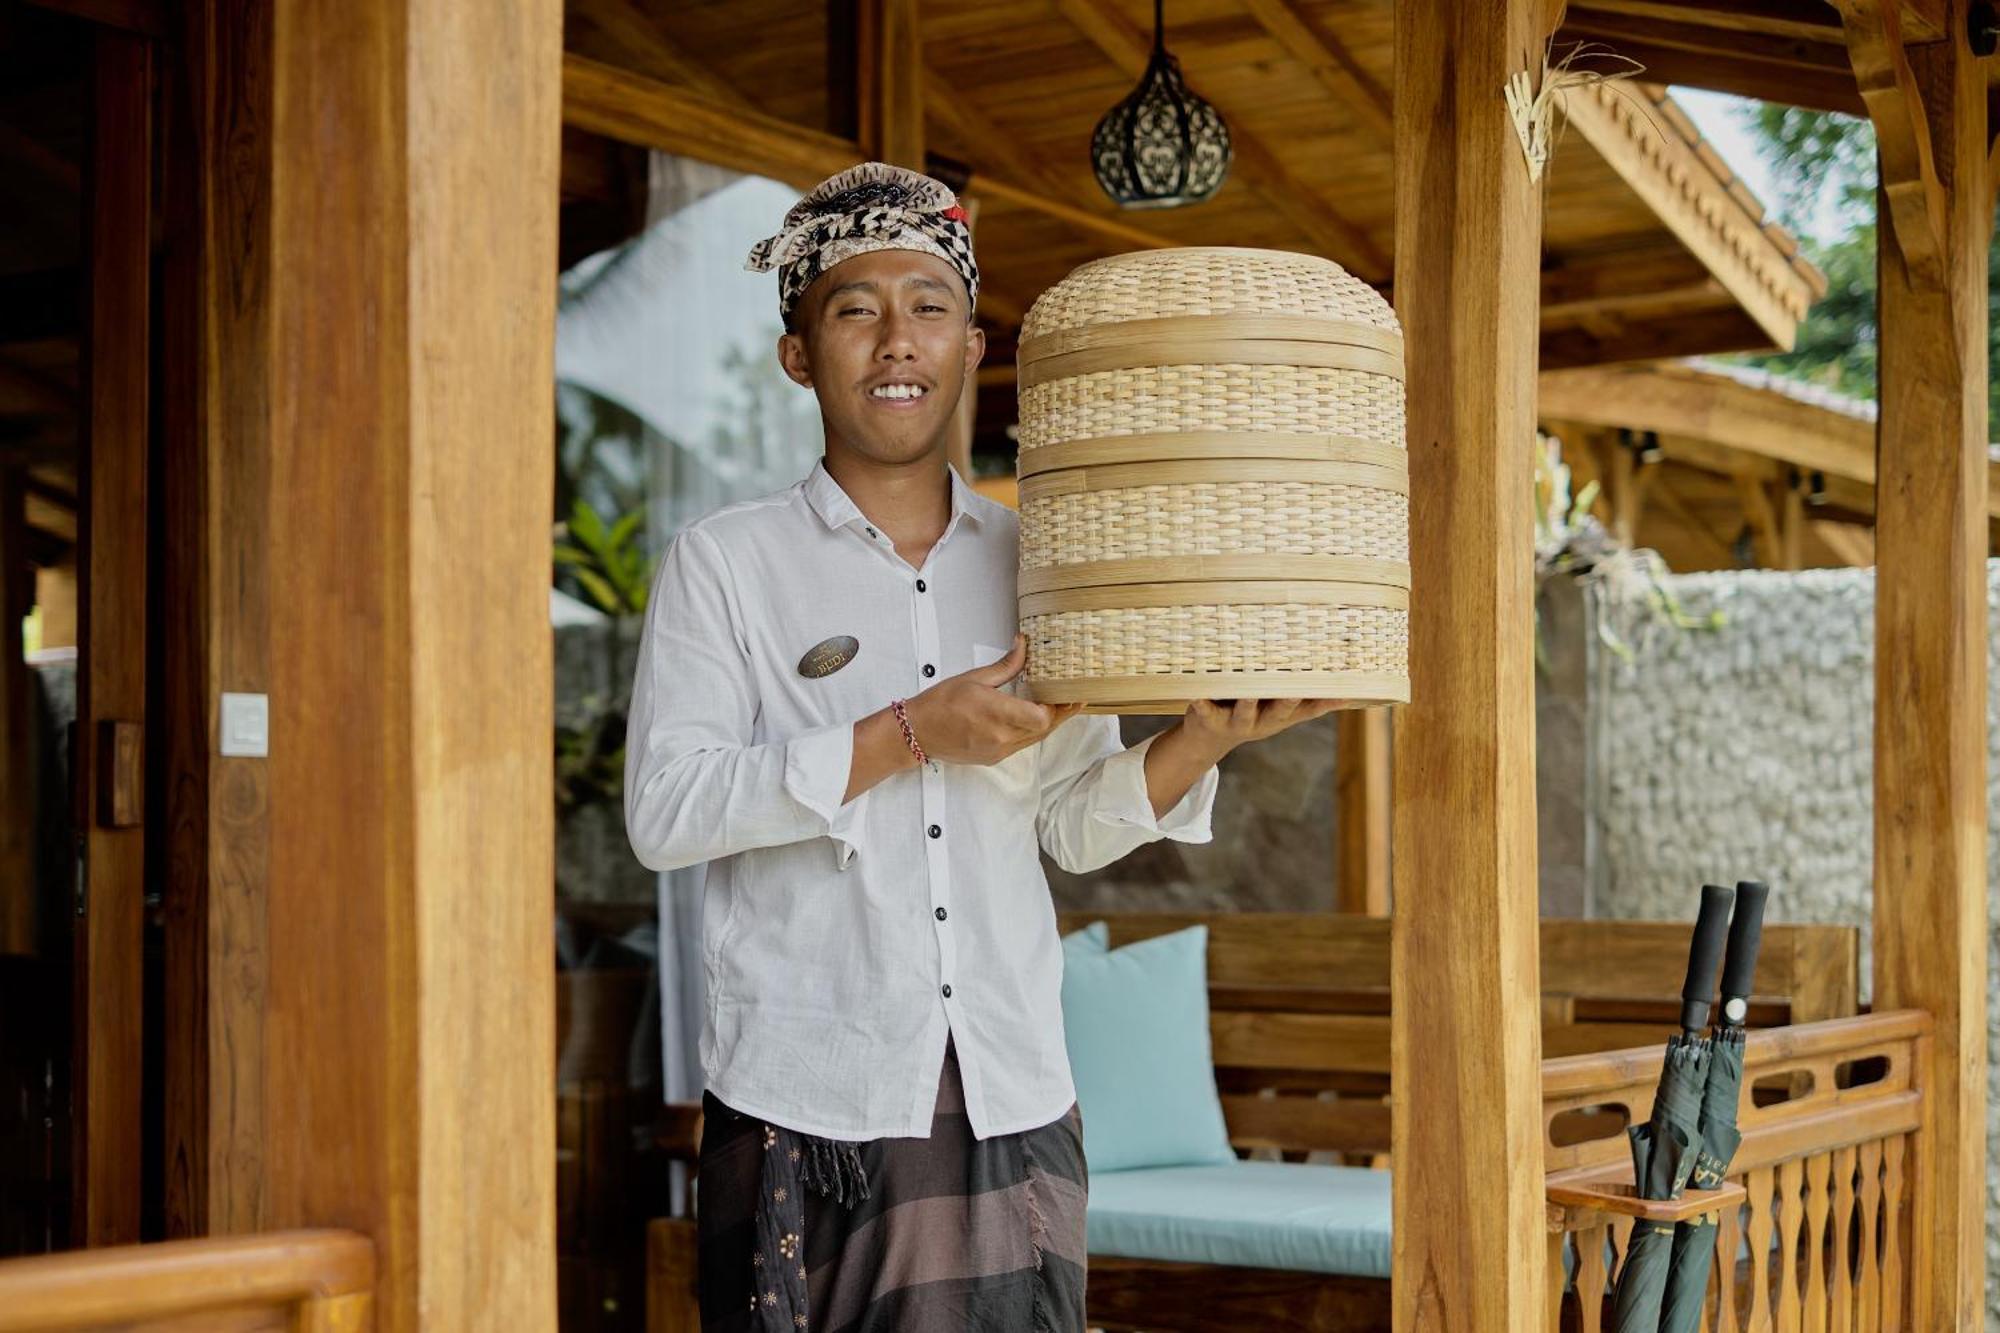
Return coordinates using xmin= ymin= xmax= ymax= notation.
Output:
xmin=1506 ymin=41 xmax=1645 ymax=183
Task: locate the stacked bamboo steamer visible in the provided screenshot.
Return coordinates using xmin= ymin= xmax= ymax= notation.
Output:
xmin=1015 ymin=247 xmax=1410 ymax=713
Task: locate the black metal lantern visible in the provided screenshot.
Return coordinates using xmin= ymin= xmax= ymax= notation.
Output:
xmin=1090 ymin=0 xmax=1232 ymax=209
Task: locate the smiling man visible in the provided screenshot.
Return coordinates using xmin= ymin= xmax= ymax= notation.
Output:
xmin=623 ymin=163 xmax=1347 ymax=1333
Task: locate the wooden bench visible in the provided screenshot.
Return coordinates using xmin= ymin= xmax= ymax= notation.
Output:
xmin=1058 ymin=913 xmax=1863 ymax=1332
xmin=0 ymin=1229 xmax=374 ymax=1332
xmin=646 ymin=913 xmax=1865 ymax=1332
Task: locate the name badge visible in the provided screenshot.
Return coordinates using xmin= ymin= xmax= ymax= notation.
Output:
xmin=798 ymin=635 xmax=860 ymax=679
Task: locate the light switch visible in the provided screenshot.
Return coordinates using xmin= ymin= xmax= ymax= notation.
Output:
xmin=220 ymin=692 xmax=269 ymax=758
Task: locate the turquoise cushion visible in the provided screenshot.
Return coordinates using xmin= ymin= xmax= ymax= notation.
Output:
xmin=1087 ymin=1160 xmax=1393 ymax=1278
xmin=1059 ymin=923 xmax=1236 ymax=1173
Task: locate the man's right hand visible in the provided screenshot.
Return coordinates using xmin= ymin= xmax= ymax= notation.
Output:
xmin=903 ymin=634 xmax=1083 ymax=765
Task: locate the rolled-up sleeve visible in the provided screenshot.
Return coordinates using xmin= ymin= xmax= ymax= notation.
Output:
xmin=1034 ymin=717 xmax=1217 ymax=873
xmin=623 ymin=527 xmax=868 ymax=872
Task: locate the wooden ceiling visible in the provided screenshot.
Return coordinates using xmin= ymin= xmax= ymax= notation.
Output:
xmin=562 ymin=0 xmax=1828 ymax=385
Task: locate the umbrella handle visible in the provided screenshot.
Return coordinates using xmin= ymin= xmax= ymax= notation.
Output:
xmin=1717 ymin=880 xmax=1770 ymax=1026
xmin=1680 ymin=884 xmax=1735 ymax=1033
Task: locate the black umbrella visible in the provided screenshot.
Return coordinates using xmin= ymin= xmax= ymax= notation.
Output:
xmin=1658 ymin=880 xmax=1769 ymax=1332
xmin=1608 ymin=883 xmax=1734 ymax=1332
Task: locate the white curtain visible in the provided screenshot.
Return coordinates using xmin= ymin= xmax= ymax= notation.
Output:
xmin=555 ymin=153 xmax=821 ymax=1211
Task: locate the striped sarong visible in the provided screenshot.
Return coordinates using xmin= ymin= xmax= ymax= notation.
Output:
xmin=696 ymin=1042 xmax=1088 ymax=1332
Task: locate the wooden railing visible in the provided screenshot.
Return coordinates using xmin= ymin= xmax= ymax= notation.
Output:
xmin=0 ymin=1229 xmax=374 ymax=1332
xmin=1542 ymin=1011 xmax=1931 ymax=1332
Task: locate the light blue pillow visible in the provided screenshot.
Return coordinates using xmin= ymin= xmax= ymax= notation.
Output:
xmin=1059 ymin=923 xmax=1237 ymax=1173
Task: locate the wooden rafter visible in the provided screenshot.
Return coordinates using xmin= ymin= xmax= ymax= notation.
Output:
xmin=1831 ymin=0 xmax=1950 ymax=286
xmin=921 ymin=84 xmax=1178 ymax=253
xmin=1646 ymin=467 xmax=1741 ymax=565
xmin=560 ymin=55 xmax=1162 ymax=321
xmin=1052 ymin=0 xmax=1390 ymax=280
xmin=1239 ymin=0 xmax=1393 ymax=142
xmin=1557 ymin=82 xmax=1818 ymax=347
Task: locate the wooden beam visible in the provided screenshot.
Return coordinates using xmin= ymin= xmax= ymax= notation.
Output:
xmin=233 ymin=2 xmax=562 ymax=1326
xmin=1240 ymin=0 xmax=1393 ymax=142
xmin=1558 ymin=82 xmax=1814 ymax=347
xmin=1810 ymin=517 xmax=1876 ymax=565
xmin=72 ymin=27 xmax=150 ymax=1248
xmin=1553 ymin=2 xmax=1867 ymax=110
xmin=857 ymin=0 xmax=923 ymax=168
xmin=1054 ymin=0 xmax=1390 ymax=280
xmin=1871 ymin=4 xmax=1989 ymax=1324
xmin=1540 ymin=362 xmax=1957 ymax=498
xmin=1538 ymin=248 xmax=1724 ymax=319
xmin=563 ymin=53 xmax=857 ymax=191
xmin=1334 ymin=709 xmax=1390 ymax=915
xmin=1559 ymin=0 xmax=1846 ymax=45
xmin=1391 ymin=0 xmax=1555 ymax=1324
xmin=1833 ymin=0 xmax=1950 ymax=286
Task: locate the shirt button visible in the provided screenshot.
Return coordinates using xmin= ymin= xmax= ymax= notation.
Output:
xmin=941 ymin=984 xmax=953 ymax=999
xmin=915 ymin=578 xmax=927 ymax=593
xmin=927 ymin=824 xmax=942 ymax=839
xmin=935 ymin=906 xmax=948 ymax=921
xmin=866 ymin=526 xmax=877 ymax=538
xmin=922 ymin=664 xmax=936 ymax=678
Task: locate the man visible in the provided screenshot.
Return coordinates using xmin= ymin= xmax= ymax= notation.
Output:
xmin=624 ymin=162 xmax=1350 ymax=1333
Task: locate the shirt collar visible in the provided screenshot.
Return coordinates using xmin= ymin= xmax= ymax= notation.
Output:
xmin=803 ymin=458 xmax=988 ymax=535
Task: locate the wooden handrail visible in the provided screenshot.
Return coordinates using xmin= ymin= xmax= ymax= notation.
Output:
xmin=0 ymin=1229 xmax=374 ymax=1331
xmin=1539 ymin=1008 xmax=1931 ymax=1099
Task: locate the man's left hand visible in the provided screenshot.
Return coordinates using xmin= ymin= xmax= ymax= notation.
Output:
xmin=1178 ymin=698 xmax=1372 ymax=761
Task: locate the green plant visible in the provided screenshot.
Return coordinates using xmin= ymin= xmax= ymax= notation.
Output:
xmin=556 ymin=703 xmax=627 ymax=818
xmin=1533 ymin=434 xmax=1724 ymax=670
xmin=554 ymin=498 xmax=651 ymax=617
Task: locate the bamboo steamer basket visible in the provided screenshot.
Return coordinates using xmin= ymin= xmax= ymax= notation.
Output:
xmin=1015 ymin=247 xmax=1409 ymax=713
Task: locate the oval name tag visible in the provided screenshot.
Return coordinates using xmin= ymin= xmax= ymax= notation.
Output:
xmin=797 ymin=635 xmax=860 ymax=679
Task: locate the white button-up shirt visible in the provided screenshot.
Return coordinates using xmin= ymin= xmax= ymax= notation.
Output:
xmin=624 ymin=460 xmax=1218 ymax=1141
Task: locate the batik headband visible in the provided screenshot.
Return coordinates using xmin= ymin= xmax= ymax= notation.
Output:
xmin=746 ymin=162 xmax=979 ymax=325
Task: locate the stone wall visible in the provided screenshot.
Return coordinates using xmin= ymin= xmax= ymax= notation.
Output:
xmin=1587 ymin=562 xmax=2000 ymax=1325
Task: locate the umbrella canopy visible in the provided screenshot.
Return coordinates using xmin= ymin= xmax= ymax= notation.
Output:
xmin=1658 ymin=880 xmax=1767 ymax=1332
xmin=1657 ymin=1026 xmax=1745 ymax=1330
xmin=1606 ymin=882 xmax=1734 ymax=1333
xmin=1610 ymin=1033 xmax=1710 ymax=1330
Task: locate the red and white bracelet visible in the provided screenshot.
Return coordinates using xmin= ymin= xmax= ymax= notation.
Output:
xmin=889 ymin=698 xmax=928 ymax=766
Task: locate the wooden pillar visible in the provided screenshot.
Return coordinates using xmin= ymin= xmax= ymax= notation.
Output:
xmin=1869 ymin=3 xmax=1989 ymax=1326
xmin=1390 ymin=0 xmax=1555 ymax=1326
xmin=857 ymin=0 xmax=923 ymax=168
xmin=160 ymin=0 xmax=276 ymax=1238
xmin=163 ymin=0 xmax=561 ymax=1324
xmin=73 ymin=27 xmax=152 ymax=1249
xmin=1334 ymin=709 xmax=1389 ymax=914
